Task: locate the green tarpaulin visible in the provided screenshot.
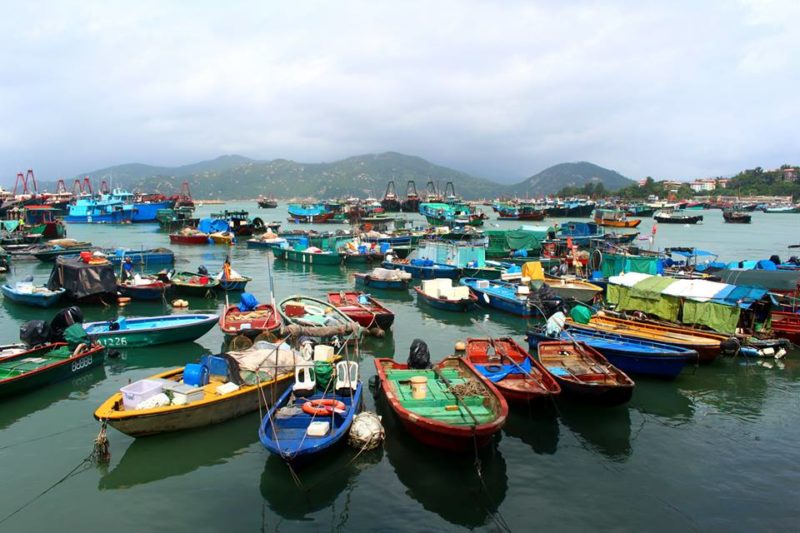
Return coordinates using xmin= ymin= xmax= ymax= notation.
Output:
xmin=600 ymin=253 xmax=660 ymax=279
xmin=681 ymin=300 xmax=741 ymax=334
xmin=611 ymin=283 xmax=681 ymax=322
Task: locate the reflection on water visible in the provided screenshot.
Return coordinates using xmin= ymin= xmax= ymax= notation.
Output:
xmin=100 ymin=414 xmax=258 ymax=490
xmin=503 ymin=408 xmax=560 ymax=455
xmin=679 ymin=359 xmax=771 ymax=422
xmin=0 ymin=365 xmax=107 ymax=430
xmin=377 ymin=394 xmax=508 ymax=529
xmin=104 ymin=342 xmax=212 ymax=374
xmin=559 ymin=403 xmax=632 ymax=462
xmin=629 ymin=378 xmax=695 ymax=423
xmin=260 ymin=447 xmax=382 ymax=522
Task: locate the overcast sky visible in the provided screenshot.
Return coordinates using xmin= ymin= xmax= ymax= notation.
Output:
xmin=1 ymin=0 xmax=798 ymax=186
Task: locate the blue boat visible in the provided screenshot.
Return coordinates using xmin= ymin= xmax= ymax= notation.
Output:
xmin=83 ymin=313 xmax=219 ymax=347
xmin=1 ymin=283 xmax=66 ymax=308
xmin=460 ymin=277 xmax=536 ymax=317
xmin=354 ymin=270 xmax=411 ymax=290
xmin=259 ymin=374 xmax=363 ymax=464
xmin=105 ymin=248 xmax=175 ymax=268
xmin=65 ymin=196 xmax=133 ymax=224
xmin=381 ymin=259 xmax=459 ymax=280
xmin=525 ymin=328 xmax=698 ymax=380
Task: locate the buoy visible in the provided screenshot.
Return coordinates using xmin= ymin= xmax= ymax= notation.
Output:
xmin=454 ymin=341 xmax=466 ymax=352
xmin=118 ymin=296 xmax=131 ymax=304
xmin=348 ymin=411 xmax=384 ymax=450
xmin=172 ymin=299 xmax=189 ymax=308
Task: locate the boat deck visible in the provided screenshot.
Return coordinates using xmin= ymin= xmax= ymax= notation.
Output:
xmin=386 ymin=368 xmax=493 ymax=424
xmin=268 ymin=390 xmax=357 ymax=442
xmin=0 ymin=348 xmax=71 ymax=379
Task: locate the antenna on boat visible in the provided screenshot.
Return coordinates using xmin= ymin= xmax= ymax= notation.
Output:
xmin=266 ymin=248 xmax=276 ymax=313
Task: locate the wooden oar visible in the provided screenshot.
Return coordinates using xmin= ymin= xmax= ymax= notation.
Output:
xmin=432 ymin=366 xmax=480 ymax=427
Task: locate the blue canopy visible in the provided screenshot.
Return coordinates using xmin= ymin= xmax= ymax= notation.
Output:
xmin=709 ymin=285 xmax=771 ymax=309
xmin=198 ymin=218 xmax=230 ymax=234
xmin=670 ymin=249 xmax=717 ymax=258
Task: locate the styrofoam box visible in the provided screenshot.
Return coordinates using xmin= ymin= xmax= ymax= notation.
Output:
xmin=121 ymin=379 xmax=163 ymax=410
xmin=314 ymin=344 xmax=335 ymax=361
xmin=452 ymin=286 xmax=470 ymax=300
xmin=517 ymin=285 xmax=531 ymax=295
xmin=307 ymin=420 xmax=330 ymax=437
xmin=476 ymin=280 xmax=490 ymax=289
xmin=437 ymin=287 xmax=454 ymax=300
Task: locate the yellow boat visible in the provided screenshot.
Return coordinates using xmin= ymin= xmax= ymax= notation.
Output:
xmin=209 ymin=232 xmax=235 ymax=245
xmin=94 ymin=346 xmax=303 ymax=436
xmin=544 ymin=275 xmax=603 ymax=303
xmin=568 ymin=314 xmax=725 ymax=363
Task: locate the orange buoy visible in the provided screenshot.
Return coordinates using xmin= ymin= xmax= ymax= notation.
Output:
xmin=301 ymin=399 xmax=346 ymax=416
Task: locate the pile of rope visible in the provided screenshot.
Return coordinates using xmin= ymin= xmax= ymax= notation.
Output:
xmin=448 ymin=381 xmax=484 ymax=399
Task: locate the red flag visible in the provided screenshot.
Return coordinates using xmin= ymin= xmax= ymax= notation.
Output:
xmin=567 ymin=237 xmax=573 ymax=249
xmin=652 ymin=224 xmax=658 ymax=235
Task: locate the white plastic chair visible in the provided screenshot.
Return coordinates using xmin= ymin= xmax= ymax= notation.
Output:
xmin=293 ymin=363 xmax=316 ymax=396
xmin=335 ymin=361 xmax=359 ymax=393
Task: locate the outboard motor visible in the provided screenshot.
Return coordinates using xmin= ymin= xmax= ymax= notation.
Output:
xmin=407 ymin=339 xmax=432 ymax=369
xmin=49 ymin=306 xmax=84 ymax=342
xmin=197 ymin=265 xmax=210 ymax=276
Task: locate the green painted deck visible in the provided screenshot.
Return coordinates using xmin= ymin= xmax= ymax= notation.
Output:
xmin=0 ymin=348 xmax=72 ymax=380
xmin=386 ymin=368 xmax=494 ymax=425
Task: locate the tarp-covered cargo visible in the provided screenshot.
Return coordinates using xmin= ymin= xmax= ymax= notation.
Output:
xmin=47 ymin=256 xmax=118 ymax=302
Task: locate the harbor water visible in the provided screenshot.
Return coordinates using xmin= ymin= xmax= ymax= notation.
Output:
xmin=0 ymin=204 xmax=798 ymax=531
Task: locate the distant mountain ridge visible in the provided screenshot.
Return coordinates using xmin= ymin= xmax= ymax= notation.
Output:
xmin=39 ymin=153 xmax=634 ymax=199
xmin=507 ymin=161 xmax=635 ymax=196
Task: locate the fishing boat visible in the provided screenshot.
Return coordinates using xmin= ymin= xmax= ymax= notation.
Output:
xmin=463 ymin=337 xmax=561 ymax=404
xmin=117 ymin=277 xmax=171 ymax=301
xmin=246 ymin=235 xmax=288 ymax=249
xmin=1 ymin=283 xmax=66 ymax=308
xmin=533 ymin=340 xmax=634 ymax=405
xmin=381 ymin=257 xmax=460 ymax=280
xmin=542 ymin=274 xmax=603 ymax=303
xmin=763 ymin=205 xmax=800 ymax=214
xmin=259 ymin=361 xmax=362 ymax=464
xmin=326 ymin=291 xmax=395 ymax=331
xmin=653 ymin=208 xmax=703 ymax=224
xmin=209 ymin=232 xmax=235 ymax=245
xmin=722 ymin=210 xmax=752 ymax=224
xmin=374 ymin=356 xmax=507 ymax=452
xmin=274 ymin=247 xmax=341 ymax=266
xmin=219 ymin=302 xmax=282 ymax=340
xmin=83 ymin=314 xmax=219 ymax=348
xmin=526 ymin=327 xmax=698 ymax=380
xmin=414 ymin=278 xmax=477 ymax=312
xmin=216 ymin=275 xmax=251 ymax=292
xmin=770 ymin=311 xmax=800 ymax=345
xmin=287 ymin=204 xmax=335 ymax=223
xmin=170 ymin=271 xmax=220 ymax=296
xmin=460 ymin=278 xmax=539 ymax=317
xmin=257 ymin=196 xmax=278 ymax=208
xmin=48 ymin=255 xmax=119 ymax=304
xmin=98 ymin=248 xmax=175 ymax=268
xmin=94 ymin=345 xmax=299 ymax=436
xmin=169 ymin=231 xmax=210 ymax=245
xmin=279 ymin=295 xmax=362 ymax=343
xmin=353 ymin=268 xmax=411 ymax=290
xmin=593 ymin=209 xmax=641 ymax=228
xmin=31 ymin=241 xmax=95 ymax=262
xmin=569 ymin=314 xmax=723 ymax=363
xmin=0 ymin=342 xmax=105 ymax=398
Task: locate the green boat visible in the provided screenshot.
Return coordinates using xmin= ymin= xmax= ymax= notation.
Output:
xmin=83 ymin=313 xmax=219 ymax=348
xmin=171 ymin=271 xmax=220 ymax=296
xmin=274 ymin=248 xmax=341 ymax=265
xmin=32 ymin=243 xmax=95 ymax=262
xmin=0 ymin=343 xmax=106 ymax=398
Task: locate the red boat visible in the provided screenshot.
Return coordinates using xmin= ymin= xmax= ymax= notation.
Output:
xmin=463 ymin=337 xmax=561 ymax=404
xmin=168 ymin=233 xmax=209 ymax=245
xmin=326 ymin=291 xmax=394 ymax=331
xmin=219 ymin=303 xmax=282 ymax=339
xmin=374 ymin=356 xmax=507 ymax=452
xmin=535 ymin=341 xmax=634 ymax=406
xmin=771 ymin=311 xmax=800 ymax=345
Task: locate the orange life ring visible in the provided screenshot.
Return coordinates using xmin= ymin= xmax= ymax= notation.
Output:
xmin=301 ymin=398 xmax=346 ymax=416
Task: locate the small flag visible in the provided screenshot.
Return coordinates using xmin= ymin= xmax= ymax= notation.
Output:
xmin=567 ymin=237 xmax=573 ymax=249
xmin=652 ymin=224 xmax=658 ymax=235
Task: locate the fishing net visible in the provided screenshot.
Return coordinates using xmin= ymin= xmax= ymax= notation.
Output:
xmin=314 ymin=361 xmax=334 ymax=391
xmin=448 ymin=381 xmax=484 ymax=399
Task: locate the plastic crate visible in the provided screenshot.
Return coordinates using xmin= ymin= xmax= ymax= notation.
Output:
xmin=120 ymin=380 xmax=163 ymax=410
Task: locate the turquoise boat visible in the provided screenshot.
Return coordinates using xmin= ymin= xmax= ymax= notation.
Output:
xmin=1 ymin=283 xmax=66 ymax=308
xmin=275 ymin=248 xmax=341 ymax=265
xmin=83 ymin=313 xmax=219 ymax=348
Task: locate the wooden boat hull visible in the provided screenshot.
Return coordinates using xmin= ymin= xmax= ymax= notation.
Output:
xmin=0 ymin=344 xmax=106 ymax=398
xmin=84 ymin=314 xmax=219 ymax=348
xmin=374 ymin=357 xmax=507 ymax=452
xmin=594 ymin=218 xmax=641 ymax=228
xmin=220 ymin=304 xmax=282 ymax=338
xmin=544 ymin=276 xmax=602 ymax=303
xmin=286 ymin=212 xmax=335 ymax=224
xmin=654 ymin=214 xmax=703 ymax=224
xmin=168 ymin=234 xmax=209 ymax=245
xmin=327 ymin=292 xmax=395 ymax=330
xmin=1 ymin=285 xmax=65 ymax=308
xmin=571 ymin=316 xmax=722 ymax=364
xmin=532 ymin=340 xmax=634 ymax=406
xmin=414 ymin=286 xmax=477 ymax=312
xmin=354 ymin=273 xmax=409 ymax=290
xmin=464 ymin=337 xmax=561 ymax=404
xmin=171 ymin=272 xmax=220 ymax=296
xmin=95 ymin=368 xmax=293 ymax=437
xmin=117 ymin=282 xmax=170 ymax=300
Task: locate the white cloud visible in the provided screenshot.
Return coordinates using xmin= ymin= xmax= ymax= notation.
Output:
xmin=0 ymin=0 xmax=798 ymax=184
